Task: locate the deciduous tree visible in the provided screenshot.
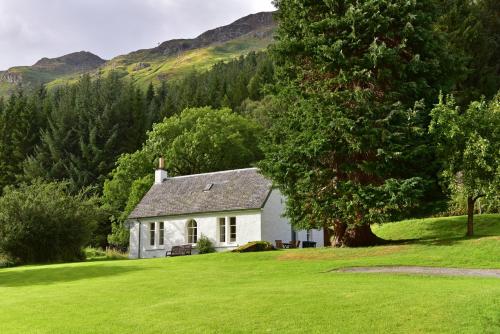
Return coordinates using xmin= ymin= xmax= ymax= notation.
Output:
xmin=429 ymin=93 xmax=500 ymax=236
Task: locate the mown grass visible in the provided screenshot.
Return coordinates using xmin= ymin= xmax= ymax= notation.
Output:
xmin=373 ymin=213 xmax=500 ymax=240
xmin=0 ymin=215 xmax=499 ymax=333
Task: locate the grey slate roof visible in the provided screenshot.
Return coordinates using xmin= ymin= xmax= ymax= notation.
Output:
xmin=128 ymin=168 xmax=272 ymax=219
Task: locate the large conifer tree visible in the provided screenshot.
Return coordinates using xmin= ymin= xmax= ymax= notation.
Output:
xmin=261 ymin=0 xmax=455 ymax=246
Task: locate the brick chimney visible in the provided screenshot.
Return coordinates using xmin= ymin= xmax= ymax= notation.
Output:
xmin=155 ymin=157 xmax=168 ymax=184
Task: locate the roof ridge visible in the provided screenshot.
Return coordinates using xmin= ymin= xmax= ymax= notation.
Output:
xmin=169 ymin=167 xmax=259 ymax=180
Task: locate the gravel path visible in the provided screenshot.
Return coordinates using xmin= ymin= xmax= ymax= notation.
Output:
xmin=333 ymin=266 xmax=500 ymax=278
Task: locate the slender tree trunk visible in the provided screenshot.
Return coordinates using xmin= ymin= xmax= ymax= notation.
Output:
xmin=467 ymin=196 xmax=474 ymax=237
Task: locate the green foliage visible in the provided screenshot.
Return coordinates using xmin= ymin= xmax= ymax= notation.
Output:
xmin=107 ymin=220 xmax=130 ymax=251
xmin=107 ymin=175 xmax=153 ymax=250
xmin=0 ymin=52 xmax=273 ymax=197
xmin=0 ymin=89 xmax=48 ymax=193
xmin=103 ymin=106 xmax=264 ymax=219
xmin=261 ymin=0 xmax=453 ymax=244
xmin=152 ymin=51 xmax=275 ymax=122
xmin=196 ymin=235 xmax=216 ymax=254
xmin=446 ymin=187 xmax=500 ymax=216
xmin=147 ymin=106 xmax=263 ymax=175
xmin=0 ymin=180 xmax=104 ymax=264
xmin=84 ymin=247 xmax=128 ymax=261
xmin=429 ymin=92 xmax=500 ymax=229
xmin=102 ymin=151 xmax=154 ymax=216
xmin=437 ymin=0 xmax=500 ymax=104
xmin=22 ymin=74 xmax=152 ymax=192
xmin=231 ymin=241 xmax=275 ymax=253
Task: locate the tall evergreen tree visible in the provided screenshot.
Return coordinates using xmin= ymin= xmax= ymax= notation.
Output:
xmin=0 ymin=90 xmax=47 ymax=192
xmin=438 ymin=0 xmax=500 ymax=105
xmin=24 ymin=74 xmax=151 ymax=192
xmin=260 ymin=0 xmax=455 ymax=246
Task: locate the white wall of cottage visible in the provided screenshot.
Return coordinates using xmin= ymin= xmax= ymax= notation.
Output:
xmin=260 ymin=189 xmax=324 ymax=247
xmin=129 ymin=209 xmax=262 ymax=259
xmin=260 ymin=189 xmax=292 ymax=243
xmin=129 ymin=189 xmax=325 ymax=259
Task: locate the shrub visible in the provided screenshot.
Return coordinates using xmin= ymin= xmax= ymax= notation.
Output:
xmin=85 ymin=247 xmax=128 ymax=261
xmin=197 ymin=235 xmax=216 ymax=254
xmin=232 ymin=241 xmax=275 ymax=253
xmin=107 ymin=220 xmax=130 ymax=251
xmin=0 ymin=181 xmax=104 ymax=264
xmin=0 ymin=253 xmax=16 ymax=267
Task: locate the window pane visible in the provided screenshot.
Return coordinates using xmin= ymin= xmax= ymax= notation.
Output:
xmin=188 ymin=220 xmax=197 ymax=244
xmin=159 ymin=222 xmax=164 ymax=246
xmin=150 ymin=222 xmax=155 ymax=246
xmin=230 ymin=217 xmax=236 ymax=242
xmin=219 ymin=218 xmax=226 ymax=242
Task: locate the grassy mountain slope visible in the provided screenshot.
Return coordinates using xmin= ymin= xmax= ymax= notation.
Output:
xmin=1 ymin=12 xmax=275 ymax=97
xmin=0 ymin=51 xmax=106 ymax=97
xmin=48 ymin=28 xmax=273 ymax=91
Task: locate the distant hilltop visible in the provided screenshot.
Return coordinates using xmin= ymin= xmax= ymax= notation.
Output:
xmin=33 ymin=51 xmax=106 ymax=71
xmin=144 ymin=11 xmax=275 ymax=58
xmin=0 ymin=11 xmax=276 ymax=97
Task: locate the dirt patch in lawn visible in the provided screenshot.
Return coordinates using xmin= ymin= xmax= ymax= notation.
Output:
xmin=332 ymin=266 xmax=500 ymax=278
xmin=277 ymin=245 xmax=409 ymax=261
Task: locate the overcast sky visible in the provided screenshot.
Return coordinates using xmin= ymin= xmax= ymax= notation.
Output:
xmin=0 ymin=0 xmax=275 ymax=70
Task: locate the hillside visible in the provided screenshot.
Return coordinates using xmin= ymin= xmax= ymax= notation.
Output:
xmin=0 ymin=12 xmax=275 ymax=97
xmin=0 ymin=51 xmax=106 ymax=96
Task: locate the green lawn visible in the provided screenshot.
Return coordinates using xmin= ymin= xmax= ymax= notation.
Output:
xmin=1 ymin=215 xmax=499 ymax=333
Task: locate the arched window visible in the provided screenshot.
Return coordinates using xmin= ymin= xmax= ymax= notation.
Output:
xmin=187 ymin=220 xmax=197 ymax=244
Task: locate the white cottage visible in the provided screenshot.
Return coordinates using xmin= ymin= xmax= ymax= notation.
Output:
xmin=128 ymin=166 xmax=324 ymax=258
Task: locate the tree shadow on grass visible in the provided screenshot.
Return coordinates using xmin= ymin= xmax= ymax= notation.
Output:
xmin=0 ymin=263 xmax=146 ymax=287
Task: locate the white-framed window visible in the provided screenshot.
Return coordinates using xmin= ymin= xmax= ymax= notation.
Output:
xmin=306 ymin=229 xmax=312 ymax=242
xmin=219 ymin=217 xmax=226 ymax=243
xmin=187 ymin=220 xmax=197 ymax=244
xmin=159 ymin=222 xmax=165 ymax=246
xmin=149 ymin=222 xmax=156 ymax=246
xmin=229 ymin=217 xmax=236 ymax=242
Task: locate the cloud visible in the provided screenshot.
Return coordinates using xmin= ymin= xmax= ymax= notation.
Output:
xmin=0 ymin=0 xmax=275 ymax=70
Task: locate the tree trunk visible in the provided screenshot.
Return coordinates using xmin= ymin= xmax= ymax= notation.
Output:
xmin=332 ymin=220 xmax=347 ymax=247
xmin=342 ymin=224 xmax=386 ymax=247
xmin=467 ymin=196 xmax=475 ymax=237
xmin=331 ymin=220 xmax=385 ymax=247
xmin=323 ymin=226 xmax=334 ymax=247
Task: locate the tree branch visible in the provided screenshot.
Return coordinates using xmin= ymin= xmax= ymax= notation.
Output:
xmin=473 ymin=193 xmax=486 ymax=202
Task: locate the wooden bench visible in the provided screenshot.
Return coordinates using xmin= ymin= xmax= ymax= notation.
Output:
xmin=166 ymin=245 xmax=193 ymax=257
xmin=181 ymin=244 xmax=192 ymax=255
